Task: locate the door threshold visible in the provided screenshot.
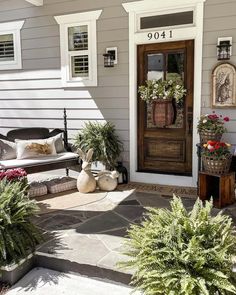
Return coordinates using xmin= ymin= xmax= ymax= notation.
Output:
xmin=137 ymin=169 xmax=192 ymax=177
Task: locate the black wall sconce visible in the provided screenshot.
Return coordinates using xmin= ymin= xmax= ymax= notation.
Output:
xmin=217 ymin=37 xmax=232 ymax=60
xmin=103 ymin=47 xmax=118 ymax=68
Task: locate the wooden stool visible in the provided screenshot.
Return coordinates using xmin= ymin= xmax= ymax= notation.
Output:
xmin=199 ymin=171 xmax=235 ymax=208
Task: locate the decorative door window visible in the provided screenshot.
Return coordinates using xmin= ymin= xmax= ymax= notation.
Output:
xmin=146 ymin=50 xmax=185 ymax=129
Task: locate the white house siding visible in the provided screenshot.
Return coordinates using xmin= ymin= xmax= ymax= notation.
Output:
xmin=0 ymin=0 xmax=138 ymax=171
xmin=202 ymin=0 xmax=236 ymax=148
xmin=1 ymin=0 xmax=236 ymax=176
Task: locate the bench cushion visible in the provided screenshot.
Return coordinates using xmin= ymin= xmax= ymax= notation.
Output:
xmin=0 ymin=152 xmax=79 ymax=170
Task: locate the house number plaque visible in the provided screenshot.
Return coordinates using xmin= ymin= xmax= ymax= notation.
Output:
xmin=147 ymin=30 xmax=173 ymax=41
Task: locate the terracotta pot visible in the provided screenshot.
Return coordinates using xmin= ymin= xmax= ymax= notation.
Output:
xmin=199 ymin=130 xmax=222 ymax=145
xmin=152 ymin=99 xmax=175 ymax=127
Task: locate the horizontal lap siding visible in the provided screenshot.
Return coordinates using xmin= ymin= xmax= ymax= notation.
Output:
xmin=202 ymin=0 xmax=236 ymax=145
xmin=0 ymin=0 xmax=134 ymax=168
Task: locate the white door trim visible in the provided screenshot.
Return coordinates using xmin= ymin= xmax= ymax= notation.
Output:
xmin=123 ymin=0 xmax=205 ymax=188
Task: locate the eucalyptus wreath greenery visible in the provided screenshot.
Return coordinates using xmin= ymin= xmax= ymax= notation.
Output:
xmin=138 ymin=79 xmax=186 ymax=106
xmin=0 ymin=180 xmax=42 ymax=266
xmin=74 ymin=121 xmax=123 ymax=169
xmin=120 ymin=196 xmax=236 ymax=295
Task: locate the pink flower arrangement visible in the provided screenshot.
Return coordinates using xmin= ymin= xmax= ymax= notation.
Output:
xmin=0 ymin=168 xmax=27 ymax=181
xmin=197 ymin=112 xmax=230 ymax=134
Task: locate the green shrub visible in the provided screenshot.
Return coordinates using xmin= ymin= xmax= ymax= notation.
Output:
xmin=0 ymin=180 xmax=42 ymax=266
xmin=74 ymin=121 xmax=123 ymax=169
xmin=120 ymin=196 xmax=236 ymax=295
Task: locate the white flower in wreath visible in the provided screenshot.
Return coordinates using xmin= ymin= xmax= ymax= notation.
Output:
xmin=202 ymin=119 xmax=207 ymax=123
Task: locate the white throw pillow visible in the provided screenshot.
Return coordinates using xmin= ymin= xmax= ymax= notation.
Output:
xmin=49 ymin=133 xmax=66 ymax=153
xmin=0 ymin=139 xmax=16 ymax=160
xmin=16 ymin=138 xmax=57 ymax=160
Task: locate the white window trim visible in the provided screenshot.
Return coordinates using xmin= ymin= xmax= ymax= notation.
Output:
xmin=0 ymin=20 xmax=25 ymax=70
xmin=25 ymin=0 xmax=43 ymax=6
xmin=55 ymin=10 xmax=102 ymax=88
xmin=123 ymin=0 xmax=205 ymax=188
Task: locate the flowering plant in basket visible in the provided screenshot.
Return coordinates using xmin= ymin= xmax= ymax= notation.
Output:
xmin=138 ymin=79 xmax=186 ymax=106
xmin=202 ymin=141 xmax=231 ymax=160
xmin=197 ymin=112 xmax=229 ymax=134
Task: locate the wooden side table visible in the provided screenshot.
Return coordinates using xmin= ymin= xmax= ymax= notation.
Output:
xmin=199 ymin=171 xmax=235 ymax=208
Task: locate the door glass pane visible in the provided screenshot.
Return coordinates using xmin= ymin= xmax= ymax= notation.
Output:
xmin=166 ymin=52 xmax=184 ymax=83
xmin=146 ymin=51 xmax=185 ymax=129
xmin=166 ymin=52 xmax=185 ymax=129
xmin=140 ymin=11 xmax=193 ymax=30
xmin=147 ymin=53 xmax=164 ymax=81
xmin=71 ymin=55 xmax=89 ymax=78
xmin=68 ymin=26 xmax=88 ymax=51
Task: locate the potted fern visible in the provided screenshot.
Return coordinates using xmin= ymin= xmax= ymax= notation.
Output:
xmin=0 ymin=179 xmax=43 ymax=284
xmin=74 ymin=121 xmax=123 ymax=170
xmin=120 ymin=197 xmax=236 ymax=295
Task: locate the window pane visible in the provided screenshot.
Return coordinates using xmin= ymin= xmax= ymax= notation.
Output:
xmin=166 ymin=52 xmax=184 ymax=83
xmin=140 ymin=11 xmax=193 ymax=30
xmin=0 ymin=34 xmax=14 ymax=61
xmin=68 ymin=26 xmax=88 ymax=51
xmin=147 ymin=53 xmax=164 ymax=81
xmin=71 ymin=55 xmax=89 ymax=77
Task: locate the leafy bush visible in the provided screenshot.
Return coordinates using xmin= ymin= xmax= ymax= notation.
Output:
xmin=0 ymin=180 xmax=42 ymax=266
xmin=74 ymin=121 xmax=123 ymax=169
xmin=120 ymin=197 xmax=236 ymax=295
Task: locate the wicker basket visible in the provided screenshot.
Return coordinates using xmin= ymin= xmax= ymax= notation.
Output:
xmin=199 ymin=130 xmax=222 ymax=145
xmin=202 ymin=154 xmax=232 ymax=174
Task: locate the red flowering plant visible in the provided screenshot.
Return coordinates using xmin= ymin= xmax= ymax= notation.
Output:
xmin=197 ymin=112 xmax=229 ymax=134
xmin=0 ymin=168 xmax=28 ymax=187
xmin=202 ymin=141 xmax=232 ymax=160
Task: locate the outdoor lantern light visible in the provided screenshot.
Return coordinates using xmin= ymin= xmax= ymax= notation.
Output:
xmin=103 ymin=47 xmax=118 ymax=68
xmin=103 ymin=52 xmax=114 ymax=67
xmin=217 ymin=38 xmax=232 ymax=60
xmin=116 ymin=161 xmax=128 ymax=184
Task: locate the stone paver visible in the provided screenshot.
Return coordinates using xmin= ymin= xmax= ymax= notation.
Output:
xmin=76 ymin=211 xmax=130 ymax=234
xmin=32 ymin=187 xmax=236 ymax=285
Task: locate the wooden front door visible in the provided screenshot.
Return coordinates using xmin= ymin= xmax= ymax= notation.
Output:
xmin=137 ymin=40 xmax=194 ymax=175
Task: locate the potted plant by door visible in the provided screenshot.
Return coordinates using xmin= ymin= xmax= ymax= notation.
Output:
xmin=202 ymin=140 xmax=232 ymax=174
xmin=74 ymin=121 xmax=123 ymax=170
xmin=138 ymin=79 xmax=187 ymax=127
xmin=197 ymin=112 xmax=229 ymax=145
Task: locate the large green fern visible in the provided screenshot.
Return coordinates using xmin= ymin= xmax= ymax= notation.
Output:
xmin=0 ymin=180 xmax=42 ymax=266
xmin=120 ymin=196 xmax=236 ymax=295
xmin=74 ymin=121 xmax=123 ymax=169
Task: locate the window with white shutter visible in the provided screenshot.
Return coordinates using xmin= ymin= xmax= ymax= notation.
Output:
xmin=0 ymin=21 xmax=24 ymax=70
xmin=55 ymin=10 xmax=102 ymax=87
xmin=0 ymin=34 xmax=14 ymax=61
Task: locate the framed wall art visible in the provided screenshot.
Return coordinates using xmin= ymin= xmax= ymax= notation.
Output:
xmin=212 ymin=62 xmax=236 ymax=108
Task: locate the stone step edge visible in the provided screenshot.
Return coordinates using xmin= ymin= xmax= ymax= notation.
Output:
xmin=34 ymin=252 xmax=132 ymax=286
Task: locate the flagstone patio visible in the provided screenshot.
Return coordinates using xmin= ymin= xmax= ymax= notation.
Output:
xmin=30 ymin=183 xmax=236 ymax=285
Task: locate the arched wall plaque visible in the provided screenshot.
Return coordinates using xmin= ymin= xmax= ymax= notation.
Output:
xmin=212 ymin=62 xmax=236 ymax=108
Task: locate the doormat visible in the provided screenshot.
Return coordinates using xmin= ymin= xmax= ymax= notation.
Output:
xmin=117 ymin=182 xmax=198 ymax=198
